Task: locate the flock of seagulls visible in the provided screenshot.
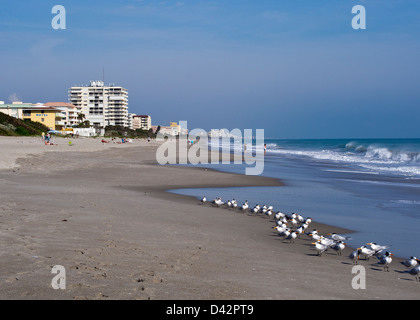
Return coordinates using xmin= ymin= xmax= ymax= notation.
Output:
xmin=200 ymin=195 xmax=420 ymax=281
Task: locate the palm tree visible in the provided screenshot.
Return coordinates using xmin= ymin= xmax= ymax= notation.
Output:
xmin=77 ymin=113 xmax=86 ymax=123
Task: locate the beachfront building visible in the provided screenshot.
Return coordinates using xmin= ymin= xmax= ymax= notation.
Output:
xmin=0 ymin=101 xmax=63 ymax=130
xmin=132 ymin=115 xmax=152 ymax=131
xmin=154 ymin=122 xmax=188 ymax=136
xmin=69 ymin=80 xmax=129 ymax=128
xmin=44 ymin=102 xmax=81 ymax=128
xmin=21 ymin=106 xmax=65 ymax=131
xmin=0 ymin=101 xmax=34 ymax=119
xmin=127 ymin=113 xmax=135 ymax=130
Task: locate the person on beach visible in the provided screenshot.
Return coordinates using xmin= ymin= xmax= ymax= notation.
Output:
xmin=44 ymin=133 xmax=50 ymax=144
xmin=264 ymin=143 xmax=267 ymax=155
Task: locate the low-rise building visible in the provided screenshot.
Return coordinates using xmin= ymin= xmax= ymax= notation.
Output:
xmin=22 ymin=106 xmax=64 ymax=130
xmin=0 ymin=101 xmax=63 ymax=130
xmin=44 ymin=102 xmax=81 ymax=128
xmin=132 ymin=115 xmax=152 ymax=130
xmin=154 ymin=122 xmax=188 ymax=136
xmin=0 ymin=102 xmax=34 ymax=119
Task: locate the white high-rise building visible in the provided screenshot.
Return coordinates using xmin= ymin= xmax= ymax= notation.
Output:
xmin=69 ymin=81 xmax=129 ymax=128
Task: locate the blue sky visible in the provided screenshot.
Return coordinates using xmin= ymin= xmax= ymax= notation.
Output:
xmin=1 ymin=0 xmax=420 ymax=138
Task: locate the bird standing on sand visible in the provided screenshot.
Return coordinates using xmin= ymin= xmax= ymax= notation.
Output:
xmin=328 ymin=233 xmax=352 ymax=242
xmin=285 ymin=231 xmax=298 ymax=243
xmin=259 ymin=205 xmax=268 ymax=214
xmin=401 ymin=257 xmax=419 ymax=268
xmin=273 ymin=225 xmax=287 ymax=234
xmin=201 ymin=196 xmax=206 ymax=204
xmin=289 ymin=217 xmax=298 ymax=228
xmin=252 ymin=205 xmax=260 ymax=214
xmin=319 ymin=236 xmax=335 ymax=247
xmin=367 ymin=242 xmax=390 ymax=254
xmin=360 ymin=245 xmax=376 ymax=260
xmin=312 ymin=241 xmax=329 ymax=256
xmin=349 ymin=248 xmax=362 ymax=264
xmin=375 ymin=251 xmax=393 ymax=272
xmin=212 ymin=197 xmax=224 ymax=206
xmin=295 ymin=225 xmax=305 ymax=237
xmin=232 ymin=199 xmax=238 ymax=208
xmin=403 ymin=264 xmax=420 ymax=282
xmin=307 ymin=230 xmax=321 ymax=241
xmin=278 ymin=228 xmax=291 ymax=239
xmin=241 ymin=201 xmax=249 ymax=211
xmin=331 ymin=241 xmax=346 ymax=256
xmin=275 ymin=211 xmax=285 ymax=220
xmin=296 ymin=214 xmax=305 ymax=223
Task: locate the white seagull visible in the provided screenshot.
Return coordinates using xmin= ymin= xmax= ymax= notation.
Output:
xmin=349 ymin=248 xmax=362 ymax=265
xmin=285 ymin=231 xmax=298 ymax=243
xmin=212 ymin=197 xmax=224 ymax=206
xmin=200 ymin=196 xmax=206 ymax=204
xmin=360 ymin=245 xmax=377 ymax=260
xmin=295 ymin=225 xmax=305 ymax=237
xmin=296 ymin=214 xmax=305 ymax=223
xmin=375 ymin=251 xmax=393 ymax=272
xmin=273 ymin=225 xmax=287 ymax=234
xmin=259 ymin=205 xmax=268 ymax=214
xmin=252 ymin=205 xmax=260 ymax=214
xmin=331 ymin=241 xmax=346 ymax=256
xmin=265 ymin=210 xmax=273 ymax=219
xmin=401 ymin=257 xmax=419 ymax=268
xmin=312 ymin=241 xmax=329 ymax=256
xmin=232 ymin=199 xmax=238 ymax=208
xmin=241 ymin=200 xmax=248 ymax=211
xmin=319 ymin=236 xmax=335 ymax=247
xmin=328 ymin=233 xmax=352 ymax=242
xmin=367 ymin=242 xmax=390 ymax=254
xmin=278 ymin=228 xmax=291 ymax=239
xmin=275 ymin=211 xmax=285 ymax=220
xmin=307 ymin=230 xmax=321 ymax=241
xmin=403 ymin=264 xmax=420 ymax=282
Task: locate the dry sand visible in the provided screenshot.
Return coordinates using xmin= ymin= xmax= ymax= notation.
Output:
xmin=0 ymin=136 xmax=418 ymax=300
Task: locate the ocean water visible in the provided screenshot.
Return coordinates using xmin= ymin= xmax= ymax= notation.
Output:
xmin=170 ymin=139 xmax=420 ymax=259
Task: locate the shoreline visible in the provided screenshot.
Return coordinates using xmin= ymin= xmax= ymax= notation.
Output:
xmin=0 ymin=136 xmax=418 ymax=299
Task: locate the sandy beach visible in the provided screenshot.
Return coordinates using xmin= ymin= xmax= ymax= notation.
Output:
xmin=0 ymin=136 xmax=418 ymax=300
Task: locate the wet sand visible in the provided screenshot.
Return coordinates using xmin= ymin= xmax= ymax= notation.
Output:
xmin=0 ymin=137 xmax=418 ymax=300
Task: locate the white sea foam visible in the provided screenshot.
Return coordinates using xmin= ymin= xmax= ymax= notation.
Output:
xmin=265 ymin=142 xmax=420 ymax=177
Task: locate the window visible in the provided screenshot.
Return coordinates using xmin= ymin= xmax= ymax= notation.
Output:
xmin=41 ymin=118 xmax=45 ymax=122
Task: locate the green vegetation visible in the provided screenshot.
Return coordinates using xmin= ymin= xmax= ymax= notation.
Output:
xmin=77 ymin=120 xmax=91 ymax=128
xmin=104 ymin=125 xmax=156 ymax=139
xmin=0 ymin=112 xmax=49 ymax=136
